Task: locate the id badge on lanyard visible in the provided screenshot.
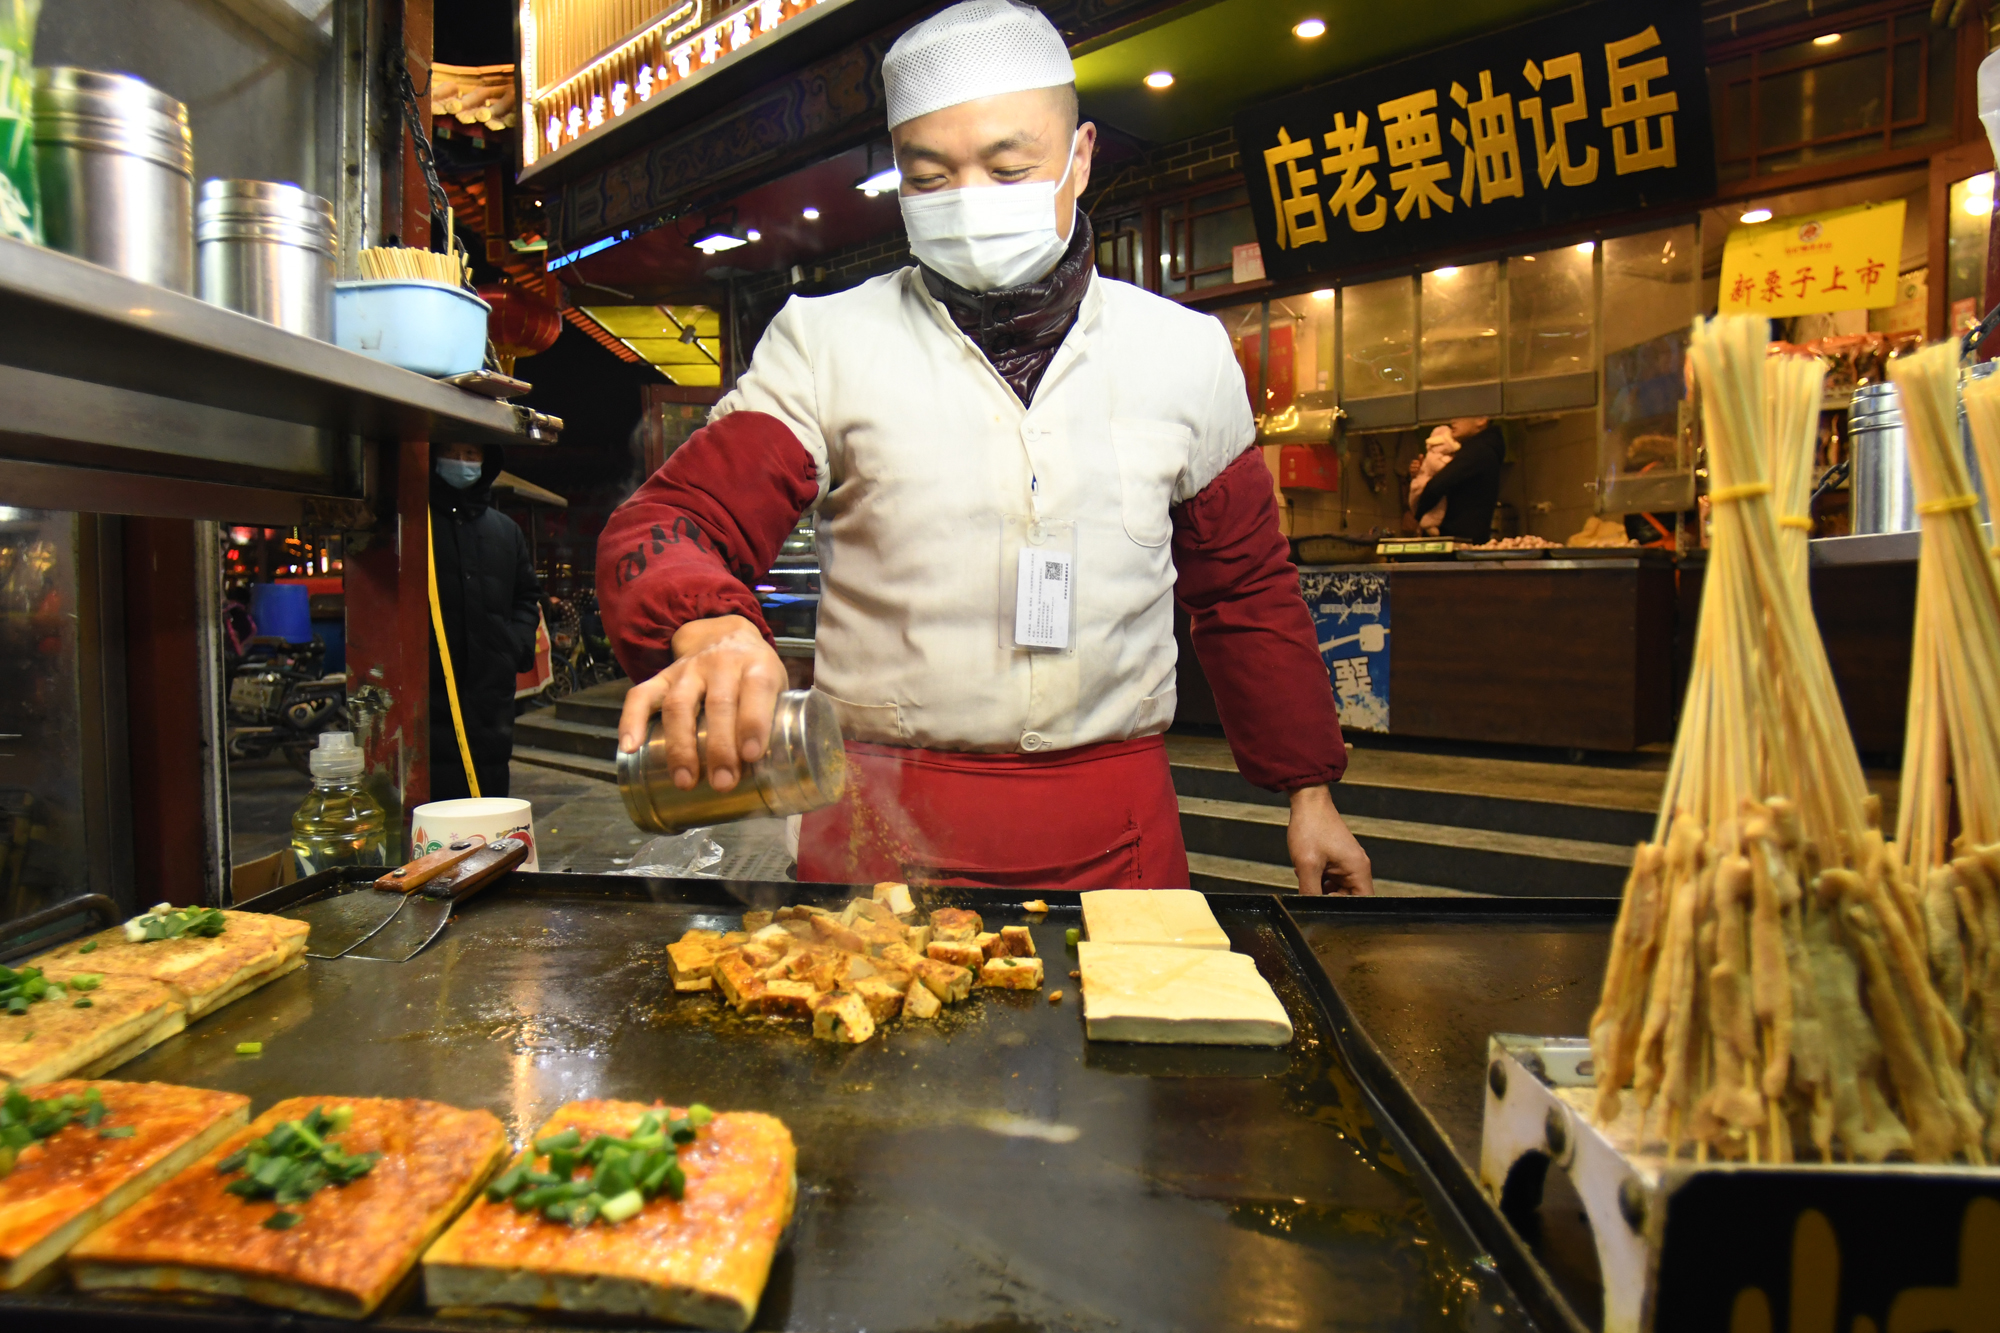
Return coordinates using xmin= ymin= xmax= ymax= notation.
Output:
xmin=1002 ymin=514 xmax=1077 ymax=653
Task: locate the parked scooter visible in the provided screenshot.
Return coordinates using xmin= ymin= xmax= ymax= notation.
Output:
xmin=226 ymin=637 xmax=350 ymax=774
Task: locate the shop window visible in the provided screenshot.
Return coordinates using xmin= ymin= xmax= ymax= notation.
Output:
xmin=1709 ymin=7 xmax=1955 ymax=186
xmin=1340 ymin=276 xmax=1417 ymax=429
xmin=1159 ymin=185 xmax=1256 ymax=298
xmin=1599 ymin=224 xmax=1699 ymax=516
xmin=1419 ymin=261 xmax=1501 ymax=420
xmin=1506 ymin=244 xmax=1598 ymax=413
xmin=1095 ymin=207 xmax=1143 ymax=286
xmin=1946 ymin=172 xmax=1993 ymax=335
xmin=1211 ymin=302 xmax=1267 ymax=416
xmin=1259 ymin=291 xmax=1339 ymax=443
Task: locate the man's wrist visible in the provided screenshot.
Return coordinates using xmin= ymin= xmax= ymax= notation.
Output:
xmin=670 ymin=614 xmax=760 ymax=659
xmin=1288 ymin=783 xmax=1334 ymax=813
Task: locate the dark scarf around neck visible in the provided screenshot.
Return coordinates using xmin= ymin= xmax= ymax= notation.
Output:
xmin=920 ymin=211 xmax=1095 ymax=406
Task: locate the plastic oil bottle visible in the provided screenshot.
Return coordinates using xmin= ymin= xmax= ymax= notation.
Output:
xmin=290 ymin=732 xmax=389 ymax=875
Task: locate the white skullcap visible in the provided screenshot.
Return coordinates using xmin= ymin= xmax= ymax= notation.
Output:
xmin=883 ymin=0 xmax=1075 ymax=130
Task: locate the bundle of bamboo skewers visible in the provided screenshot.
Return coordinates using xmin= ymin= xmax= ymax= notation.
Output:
xmin=1897 ymin=344 xmax=2000 ymax=1158
xmin=1589 ymin=317 xmax=1983 ymax=1165
xmin=358 ymin=244 xmax=469 ymax=286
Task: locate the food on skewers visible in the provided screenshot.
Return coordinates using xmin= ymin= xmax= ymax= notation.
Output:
xmin=668 ymin=889 xmax=1044 ymax=1044
xmin=1588 ymin=321 xmax=1980 ymax=1164
xmin=0 ymin=1080 xmax=249 ymax=1290
xmin=1898 ymin=349 xmax=2000 ymax=1157
xmin=34 ymin=908 xmax=308 ymax=1020
xmin=424 ymin=1099 xmax=796 ymax=1332
xmin=70 ymin=1095 xmax=506 ymax=1318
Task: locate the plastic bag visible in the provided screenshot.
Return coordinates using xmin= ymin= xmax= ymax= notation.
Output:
xmin=619 ymin=828 xmax=723 ymax=877
xmin=0 ymin=0 xmax=41 ymax=244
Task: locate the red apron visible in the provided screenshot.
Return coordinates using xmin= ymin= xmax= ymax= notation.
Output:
xmin=797 ymin=735 xmax=1189 ymax=890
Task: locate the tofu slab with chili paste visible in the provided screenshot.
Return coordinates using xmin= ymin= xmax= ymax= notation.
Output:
xmin=35 ymin=910 xmax=308 ymax=1020
xmin=68 ymin=1095 xmax=506 ymax=1319
xmin=0 ymin=1080 xmax=249 ymax=1290
xmin=424 ymin=1098 xmax=797 ymax=1332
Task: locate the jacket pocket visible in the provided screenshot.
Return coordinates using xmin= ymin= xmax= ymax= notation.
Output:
xmin=815 ymin=688 xmax=903 ymax=742
xmin=1109 ymin=420 xmax=1192 ymax=548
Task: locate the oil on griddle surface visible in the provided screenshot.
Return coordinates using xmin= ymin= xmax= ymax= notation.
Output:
xmin=110 ymin=892 xmax=1532 ymax=1332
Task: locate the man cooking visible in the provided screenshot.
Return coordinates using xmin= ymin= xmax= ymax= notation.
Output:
xmin=598 ymin=0 xmax=1370 ymax=895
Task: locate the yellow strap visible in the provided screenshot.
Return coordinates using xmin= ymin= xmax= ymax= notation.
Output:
xmin=427 ymin=507 xmax=482 ymax=799
xmin=1778 ymin=515 xmax=1815 ymax=530
xmin=1710 ymin=481 xmax=1772 ymax=503
xmin=1917 ymin=493 xmax=1981 ymax=515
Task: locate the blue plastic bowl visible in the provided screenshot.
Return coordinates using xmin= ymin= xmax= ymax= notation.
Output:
xmin=333 ymin=279 xmax=490 ymax=377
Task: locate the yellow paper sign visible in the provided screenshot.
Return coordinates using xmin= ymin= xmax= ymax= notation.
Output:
xmin=1718 ymin=200 xmax=1906 ymax=317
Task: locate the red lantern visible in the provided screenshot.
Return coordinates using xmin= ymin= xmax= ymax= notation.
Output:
xmin=479 ymin=281 xmax=561 ymax=376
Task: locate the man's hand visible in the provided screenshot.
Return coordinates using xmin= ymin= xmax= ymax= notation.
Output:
xmin=616 ymin=615 xmax=786 ymax=794
xmin=1287 ymin=785 xmax=1373 ymax=896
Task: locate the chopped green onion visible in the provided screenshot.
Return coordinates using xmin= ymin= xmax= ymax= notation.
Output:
xmin=486 ymin=1106 xmax=715 ymax=1228
xmin=1065 ymin=928 xmax=1080 ymax=947
xmin=215 ymin=1107 xmax=381 ymax=1229
xmin=99 ymin=1125 xmax=135 ymax=1139
xmin=67 ymin=974 xmax=101 ymax=992
xmin=72 ymin=998 xmax=91 ymax=1009
xmin=263 ymin=1211 xmax=301 ymax=1230
xmin=598 ymin=1188 xmax=645 ymax=1224
xmin=78 ymin=940 xmax=97 ymax=954
xmin=235 ymin=1042 xmax=262 ymax=1056
xmin=533 ymin=1128 xmax=581 ymax=1155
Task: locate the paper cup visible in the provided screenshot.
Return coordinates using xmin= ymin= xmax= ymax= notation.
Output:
xmin=410 ymin=797 xmax=538 ymax=871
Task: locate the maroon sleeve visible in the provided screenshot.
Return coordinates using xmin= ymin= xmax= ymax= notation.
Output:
xmin=596 ymin=410 xmax=819 ymax=683
xmin=1171 ymin=447 xmax=1347 ymax=790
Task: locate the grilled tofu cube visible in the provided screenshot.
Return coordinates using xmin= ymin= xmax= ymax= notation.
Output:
xmin=756 ymin=979 xmax=818 ymax=1018
xmin=810 ymin=992 xmax=875 ymax=1044
xmin=929 ymin=908 xmax=982 ymax=942
xmin=902 ymin=978 xmax=941 ymax=1021
xmin=853 ymin=921 xmax=906 ymax=956
xmin=905 ymin=925 xmax=933 ymax=953
xmin=741 ymin=910 xmax=774 ymax=931
xmin=712 ymin=953 xmax=768 ymax=1013
xmin=873 ymin=881 xmax=916 ymax=918
xmin=878 ymin=942 xmax=920 ymax=968
xmin=810 ymin=915 xmax=867 ymax=955
xmin=775 ymin=906 xmax=811 ymax=921
xmin=910 ymin=957 xmax=972 ymax=1004
xmin=870 ymin=964 xmax=914 ymax=991
xmin=666 ymin=939 xmax=716 ymax=992
xmin=681 ymin=929 xmax=723 ymax=943
xmin=980 ymin=956 xmax=1044 ymax=990
xmin=999 ymin=926 xmax=1037 ymax=958
xmin=739 ymin=942 xmax=784 ymax=969
xmin=926 ymin=940 xmax=984 ymax=970
xmin=974 ymin=932 xmax=1005 ymax=960
xmin=850 ymin=976 xmax=905 ymax=1024
xmin=849 ymin=898 xmax=899 ymax=927
xmin=750 ymin=923 xmax=794 ymax=949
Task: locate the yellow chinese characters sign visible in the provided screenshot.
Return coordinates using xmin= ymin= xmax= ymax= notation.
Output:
xmin=1718 ymin=200 xmax=1905 ymax=317
xmin=1235 ymin=0 xmax=1713 ymax=282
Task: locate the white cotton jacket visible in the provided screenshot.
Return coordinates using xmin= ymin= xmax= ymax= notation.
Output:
xmin=711 ymin=264 xmax=1255 ymax=754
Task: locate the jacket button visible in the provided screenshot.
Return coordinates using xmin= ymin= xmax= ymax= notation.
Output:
xmin=1021 ymin=732 xmax=1045 ymax=752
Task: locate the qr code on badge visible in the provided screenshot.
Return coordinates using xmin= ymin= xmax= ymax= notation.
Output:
xmin=1044 ymin=561 xmax=1063 ymax=580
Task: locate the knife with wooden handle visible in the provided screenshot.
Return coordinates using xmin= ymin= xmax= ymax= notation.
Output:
xmin=347 ymin=838 xmax=531 ymax=962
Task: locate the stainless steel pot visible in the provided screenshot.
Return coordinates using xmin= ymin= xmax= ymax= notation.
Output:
xmin=196 ymin=180 xmax=336 ymax=339
xmin=32 ymin=69 xmax=194 ymax=292
xmin=1848 ymin=381 xmax=1911 ymax=535
xmin=617 ymin=689 xmax=846 ymax=835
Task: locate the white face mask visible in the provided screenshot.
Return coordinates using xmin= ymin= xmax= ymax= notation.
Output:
xmin=900 ymin=130 xmax=1081 ymax=293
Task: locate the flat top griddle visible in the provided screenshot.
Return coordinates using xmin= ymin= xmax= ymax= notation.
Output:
xmin=1288 ymin=897 xmax=1620 ymax=1333
xmin=3 ymin=875 xmax=1538 ymax=1333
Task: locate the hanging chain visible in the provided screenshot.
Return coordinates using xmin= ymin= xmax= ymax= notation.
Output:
xmin=389 ymin=47 xmax=471 ymax=284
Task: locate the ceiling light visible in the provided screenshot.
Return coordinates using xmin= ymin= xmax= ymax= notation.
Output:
xmin=1432 ymin=266 xmax=1459 ymax=278
xmin=1740 ymin=207 xmax=1773 ymax=224
xmin=802 ymin=206 xmax=820 ymax=220
xmin=1293 ymin=18 xmax=1326 ymax=38
xmin=1966 ymin=192 xmax=1994 ymax=218
xmin=1813 ymin=32 xmax=1840 ymax=46
xmin=746 ymin=229 xmax=761 ymax=242
xmin=1574 ymin=241 xmax=1594 ymax=255
xmin=691 ymin=231 xmax=747 ymax=254
xmin=1311 ymin=288 xmax=1334 ymax=301
xmin=1144 ymin=71 xmax=1174 ymax=90
xmin=856 ymin=167 xmax=900 ymax=196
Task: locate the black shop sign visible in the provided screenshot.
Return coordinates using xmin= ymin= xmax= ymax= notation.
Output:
xmin=1235 ymin=0 xmax=1715 ymax=284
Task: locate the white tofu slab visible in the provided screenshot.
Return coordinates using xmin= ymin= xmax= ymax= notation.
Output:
xmin=1078 ymin=942 xmax=1293 ymax=1046
xmin=1079 ymin=889 xmax=1229 ymax=950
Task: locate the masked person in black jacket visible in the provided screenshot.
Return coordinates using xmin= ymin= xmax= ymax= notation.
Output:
xmin=430 ymin=442 xmax=541 ymax=800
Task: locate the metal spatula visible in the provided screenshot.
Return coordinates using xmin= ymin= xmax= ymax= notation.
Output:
xmin=281 ymin=841 xmax=481 ymax=959
xmin=347 ymin=837 xmax=529 ymax=962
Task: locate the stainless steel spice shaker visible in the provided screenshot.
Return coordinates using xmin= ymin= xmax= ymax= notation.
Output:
xmin=33 ymin=69 xmax=194 ymax=292
xmin=196 ymin=179 xmax=336 ymax=339
xmin=617 ymin=688 xmax=846 ymax=835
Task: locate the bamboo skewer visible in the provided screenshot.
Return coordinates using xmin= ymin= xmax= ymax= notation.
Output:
xmin=1591 ymin=320 xmax=1981 ymax=1166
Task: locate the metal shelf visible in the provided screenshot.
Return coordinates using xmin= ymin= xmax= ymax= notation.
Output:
xmin=0 ymin=238 xmax=557 ymax=523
